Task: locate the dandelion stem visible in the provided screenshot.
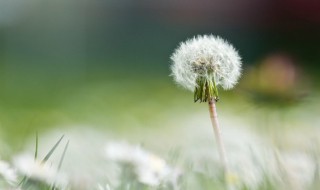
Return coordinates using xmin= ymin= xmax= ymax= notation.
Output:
xmin=208 ymin=99 xmax=229 ymax=175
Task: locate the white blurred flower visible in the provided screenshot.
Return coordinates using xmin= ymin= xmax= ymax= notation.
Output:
xmin=105 ymin=142 xmax=181 ymax=187
xmin=0 ymin=160 xmax=17 ymax=185
xmin=171 ymin=35 xmax=241 ymax=92
xmin=135 ymin=154 xmax=172 ymax=186
xmin=13 ymin=154 xmax=67 ymax=187
xmin=22 ymin=127 xmax=120 ymax=190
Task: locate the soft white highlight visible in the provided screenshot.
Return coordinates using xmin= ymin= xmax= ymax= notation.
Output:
xmin=0 ymin=160 xmax=17 ymax=185
xmin=96 ymin=183 xmax=112 ymax=190
xmin=105 ymin=141 xmax=181 ymax=187
xmin=171 ymin=34 xmax=242 ymax=91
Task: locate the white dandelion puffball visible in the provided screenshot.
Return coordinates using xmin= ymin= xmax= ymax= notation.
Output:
xmin=171 ymin=35 xmax=242 ymax=91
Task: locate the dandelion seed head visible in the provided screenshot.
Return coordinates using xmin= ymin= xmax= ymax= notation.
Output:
xmin=171 ymin=34 xmax=242 ymax=91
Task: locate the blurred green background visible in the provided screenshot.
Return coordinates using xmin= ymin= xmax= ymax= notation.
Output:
xmin=0 ymin=0 xmax=320 ymax=152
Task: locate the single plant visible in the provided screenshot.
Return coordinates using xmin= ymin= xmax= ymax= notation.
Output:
xmin=170 ymin=35 xmax=242 ymax=176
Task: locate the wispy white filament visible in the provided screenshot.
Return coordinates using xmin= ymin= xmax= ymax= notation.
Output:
xmin=171 ymin=34 xmax=242 ymax=91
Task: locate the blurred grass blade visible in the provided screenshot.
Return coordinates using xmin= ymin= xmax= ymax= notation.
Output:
xmin=58 ymin=140 xmax=69 ymax=171
xmin=52 ymin=140 xmax=70 ymax=190
xmin=18 ymin=176 xmax=27 ymax=187
xmin=34 ymin=132 xmax=39 ymax=160
xmin=42 ymin=135 xmax=64 ymax=163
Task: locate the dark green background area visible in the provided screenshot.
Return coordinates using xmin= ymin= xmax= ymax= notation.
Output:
xmin=0 ymin=0 xmax=319 ymax=76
